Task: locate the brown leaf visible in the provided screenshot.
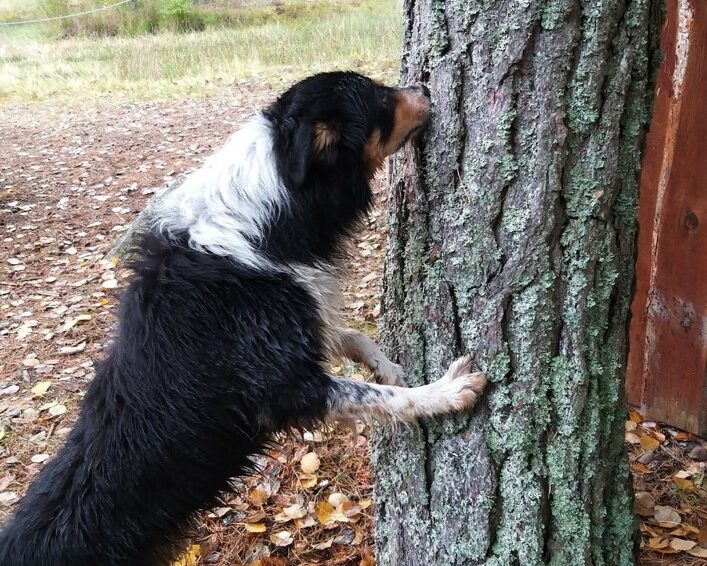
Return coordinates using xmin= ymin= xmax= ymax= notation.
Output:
xmin=687 ymin=547 xmax=707 ymax=558
xmin=654 ymin=505 xmax=681 ymax=527
xmin=647 ymin=537 xmax=669 ymax=549
xmin=639 ymin=435 xmax=660 ymax=451
xmin=635 ymin=492 xmax=655 ymax=517
xmin=249 ymin=488 xmax=269 ymax=507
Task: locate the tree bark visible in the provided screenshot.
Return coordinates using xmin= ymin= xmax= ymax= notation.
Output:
xmin=372 ymin=1 xmax=662 ymax=565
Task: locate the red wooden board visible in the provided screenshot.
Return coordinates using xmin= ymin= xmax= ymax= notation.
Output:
xmin=627 ymin=0 xmax=707 ymax=435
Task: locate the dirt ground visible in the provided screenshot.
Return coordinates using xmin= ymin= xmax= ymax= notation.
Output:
xmin=1 ymin=87 xmax=706 ymax=565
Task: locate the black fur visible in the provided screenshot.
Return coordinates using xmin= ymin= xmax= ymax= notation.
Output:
xmin=0 ymin=72 xmax=403 ymax=566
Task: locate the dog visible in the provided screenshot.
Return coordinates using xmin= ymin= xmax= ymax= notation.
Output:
xmin=0 ymin=72 xmax=487 ymax=565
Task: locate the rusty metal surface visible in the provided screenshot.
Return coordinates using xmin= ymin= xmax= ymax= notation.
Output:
xmin=627 ymin=0 xmax=707 ymax=435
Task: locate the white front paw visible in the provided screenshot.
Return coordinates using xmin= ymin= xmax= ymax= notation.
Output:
xmin=440 ymin=355 xmax=487 ymax=412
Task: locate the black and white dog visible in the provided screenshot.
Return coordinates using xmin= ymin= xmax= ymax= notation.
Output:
xmin=0 ymin=72 xmax=486 ymax=566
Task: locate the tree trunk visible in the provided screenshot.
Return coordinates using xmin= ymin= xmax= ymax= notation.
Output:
xmin=372 ymin=1 xmax=661 ymax=564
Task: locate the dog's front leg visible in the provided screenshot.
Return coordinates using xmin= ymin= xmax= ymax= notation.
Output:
xmin=335 ymin=328 xmax=406 ymax=386
xmin=323 ymin=355 xmax=487 ymax=422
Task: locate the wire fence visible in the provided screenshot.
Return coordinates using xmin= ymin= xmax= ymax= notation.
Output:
xmin=0 ymin=0 xmax=135 ymax=27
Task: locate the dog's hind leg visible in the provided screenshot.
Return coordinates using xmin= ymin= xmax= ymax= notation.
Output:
xmin=334 ymin=328 xmax=406 ymax=386
xmin=323 ymin=355 xmax=487 ymax=423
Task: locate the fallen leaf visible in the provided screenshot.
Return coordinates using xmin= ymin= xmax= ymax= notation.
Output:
xmin=310 ymin=538 xmax=333 ymax=550
xmin=0 ymin=474 xmax=15 ymax=492
xmin=59 ymin=341 xmax=86 ymax=355
xmin=634 ymin=492 xmax=655 ymax=517
xmin=631 ymin=463 xmax=652 ymax=474
xmin=669 ymin=538 xmax=696 ymax=551
xmin=60 ymin=314 xmax=91 ymax=332
xmin=31 ymin=453 xmax=49 ymax=464
xmin=629 ymin=410 xmax=644 ymax=423
xmin=316 ymin=501 xmax=336 ymax=525
xmin=625 ymin=432 xmax=640 ymax=444
xmin=31 ymin=381 xmax=52 ymax=396
xmin=687 ymin=547 xmax=707 ymax=557
xmin=0 ymin=492 xmax=18 ymax=506
xmin=244 ymin=522 xmax=266 ymax=533
xmin=269 ymin=530 xmax=293 ymax=547
xmin=171 ymin=544 xmax=200 ymax=566
xmin=249 ymin=488 xmax=269 ymax=507
xmin=300 ymin=452 xmax=320 ymax=474
xmin=299 ymin=473 xmax=317 ymax=488
xmin=655 ymin=505 xmax=681 ymax=527
xmin=48 ymin=404 xmax=67 ymax=417
xmin=328 ymin=492 xmax=348 ymax=507
xmin=639 ymin=435 xmax=660 ymax=451
xmin=673 ymin=476 xmax=694 ymax=491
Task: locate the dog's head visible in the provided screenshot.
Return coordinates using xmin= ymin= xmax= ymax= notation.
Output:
xmin=265 ymin=72 xmax=430 ymax=187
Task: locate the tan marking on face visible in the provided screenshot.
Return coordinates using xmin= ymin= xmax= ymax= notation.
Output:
xmin=363 ymin=88 xmax=429 ymax=177
xmin=313 ymin=122 xmax=338 ymax=153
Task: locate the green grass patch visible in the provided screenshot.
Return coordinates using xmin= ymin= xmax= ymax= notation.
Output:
xmin=0 ymin=0 xmax=402 ymax=102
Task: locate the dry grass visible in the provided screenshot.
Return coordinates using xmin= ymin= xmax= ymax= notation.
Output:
xmin=0 ymin=0 xmax=402 ymax=102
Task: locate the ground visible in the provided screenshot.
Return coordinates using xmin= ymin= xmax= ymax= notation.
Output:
xmin=1 ymin=88 xmax=706 ymax=566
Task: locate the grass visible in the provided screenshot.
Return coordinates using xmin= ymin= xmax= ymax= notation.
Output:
xmin=0 ymin=0 xmax=402 ymax=102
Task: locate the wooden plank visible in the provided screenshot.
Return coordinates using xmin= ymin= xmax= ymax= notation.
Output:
xmin=627 ymin=0 xmax=707 ymax=434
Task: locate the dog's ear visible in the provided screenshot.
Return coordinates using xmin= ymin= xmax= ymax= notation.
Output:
xmin=276 ymin=117 xmax=313 ymax=187
xmin=312 ymin=122 xmax=339 ymax=155
xmin=277 ymin=119 xmax=339 ymax=187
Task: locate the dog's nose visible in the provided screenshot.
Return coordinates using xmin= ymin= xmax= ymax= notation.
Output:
xmin=404 ymin=84 xmax=430 ymax=98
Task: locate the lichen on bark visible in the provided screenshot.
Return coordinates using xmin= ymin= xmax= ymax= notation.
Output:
xmin=372 ymin=0 xmax=661 ymax=564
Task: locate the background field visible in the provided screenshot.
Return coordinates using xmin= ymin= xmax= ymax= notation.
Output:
xmin=0 ymin=0 xmax=401 ymax=101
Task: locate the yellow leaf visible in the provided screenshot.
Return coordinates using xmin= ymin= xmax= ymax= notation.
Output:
xmin=31 ymin=381 xmax=52 ymax=397
xmin=171 ymin=544 xmax=200 ymax=566
xmin=299 ymin=473 xmax=317 ymax=488
xmin=673 ymin=476 xmax=694 ymax=490
xmin=300 ymin=452 xmax=320 ymax=474
xmin=687 ymin=546 xmax=707 ymax=557
xmin=639 ymin=435 xmax=660 ymax=451
xmin=316 ymin=501 xmax=336 ymax=525
xmin=629 ymin=410 xmax=644 ymax=423
xmin=244 ymin=522 xmax=266 ymax=533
